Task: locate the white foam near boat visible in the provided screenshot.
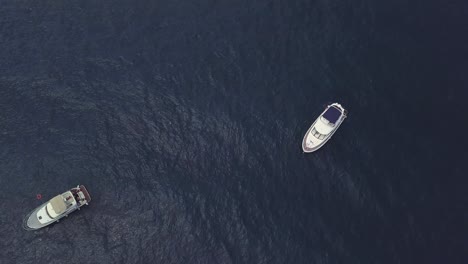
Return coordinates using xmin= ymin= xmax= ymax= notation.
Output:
xmin=23 ymin=185 xmax=91 ymax=230
xmin=302 ymin=103 xmax=347 ymax=152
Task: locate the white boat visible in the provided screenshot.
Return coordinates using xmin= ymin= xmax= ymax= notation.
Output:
xmin=23 ymin=185 xmax=91 ymax=230
xmin=302 ymin=103 xmax=347 ymax=152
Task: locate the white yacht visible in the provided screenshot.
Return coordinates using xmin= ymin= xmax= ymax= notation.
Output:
xmin=302 ymin=103 xmax=347 ymax=152
xmin=23 ymin=185 xmax=91 ymax=230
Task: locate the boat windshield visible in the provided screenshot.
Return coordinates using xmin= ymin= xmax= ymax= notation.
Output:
xmin=322 ymin=106 xmax=342 ymax=124
xmin=311 ymin=127 xmax=327 ymax=140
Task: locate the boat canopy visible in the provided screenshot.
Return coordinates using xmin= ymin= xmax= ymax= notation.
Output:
xmin=47 ymin=196 xmax=66 ymax=218
xmin=322 ymin=106 xmax=342 ymax=124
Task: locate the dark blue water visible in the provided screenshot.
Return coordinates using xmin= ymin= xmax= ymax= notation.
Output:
xmin=1 ymin=0 xmax=467 ymax=263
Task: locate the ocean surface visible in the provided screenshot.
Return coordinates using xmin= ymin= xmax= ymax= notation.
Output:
xmin=1 ymin=0 xmax=467 ymax=263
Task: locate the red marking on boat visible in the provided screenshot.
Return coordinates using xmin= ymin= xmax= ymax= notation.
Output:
xmin=36 ymin=194 xmax=42 ymax=200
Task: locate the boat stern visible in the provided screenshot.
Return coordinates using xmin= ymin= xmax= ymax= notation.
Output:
xmin=78 ymin=185 xmax=91 ymax=205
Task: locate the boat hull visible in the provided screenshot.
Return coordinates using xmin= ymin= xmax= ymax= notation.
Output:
xmin=23 ymin=185 xmax=91 ymax=231
xmin=302 ymin=103 xmax=347 ymax=153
